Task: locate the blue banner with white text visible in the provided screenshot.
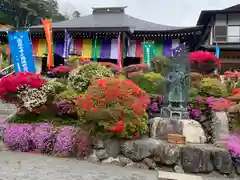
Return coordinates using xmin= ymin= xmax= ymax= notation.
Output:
xmin=8 ymin=31 xmax=36 ymax=73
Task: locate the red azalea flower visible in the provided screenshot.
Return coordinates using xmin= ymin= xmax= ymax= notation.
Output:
xmin=110 ymin=120 xmax=125 ymax=133
xmin=135 ymin=132 xmax=140 ymax=137
xmin=209 ymin=99 xmax=233 ymax=111
xmin=189 ymin=51 xmax=221 ymax=70
xmin=51 ymin=65 xmax=72 ymax=73
xmin=232 ymin=89 xmax=240 ymax=95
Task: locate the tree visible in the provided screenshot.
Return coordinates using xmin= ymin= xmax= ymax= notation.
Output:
xmin=72 ymin=11 xmax=80 ymax=19
xmin=0 ymin=0 xmax=67 ymax=27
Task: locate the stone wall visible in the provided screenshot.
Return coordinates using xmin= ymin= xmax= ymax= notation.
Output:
xmin=88 ymin=137 xmax=240 ymax=177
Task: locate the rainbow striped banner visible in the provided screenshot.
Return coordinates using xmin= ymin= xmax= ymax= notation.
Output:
xmin=32 ymin=39 xmax=121 ymax=59
xmin=1 ymin=38 xmax=180 ymax=59
xmin=128 ymin=39 xmax=180 ymax=57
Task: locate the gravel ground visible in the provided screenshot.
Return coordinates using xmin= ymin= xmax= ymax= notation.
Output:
xmin=0 ymin=151 xmax=238 ymax=180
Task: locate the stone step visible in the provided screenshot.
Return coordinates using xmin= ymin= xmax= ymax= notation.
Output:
xmin=158 ymin=171 xmax=203 ymax=180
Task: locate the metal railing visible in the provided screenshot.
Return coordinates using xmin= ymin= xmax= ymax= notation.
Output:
xmin=0 ymin=64 xmax=14 ymax=78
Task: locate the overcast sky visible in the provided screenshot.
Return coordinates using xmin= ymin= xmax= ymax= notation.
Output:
xmin=58 ymin=0 xmax=239 ymax=27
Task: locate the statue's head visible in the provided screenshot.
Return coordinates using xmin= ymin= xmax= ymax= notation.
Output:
xmin=175 ymin=64 xmax=180 ymax=72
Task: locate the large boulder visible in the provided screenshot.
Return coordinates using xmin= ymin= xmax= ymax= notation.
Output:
xmin=152 ymin=140 xmax=181 ymax=165
xmin=149 ymin=117 xmax=182 ymax=140
xmin=150 ymin=117 xmax=206 ymax=144
xmin=211 ymin=111 xmax=229 ymax=147
xmin=120 ymin=138 xmax=158 ymax=161
xmin=180 ymin=144 xmax=232 ymax=174
xmin=104 ymin=139 xmax=120 ymax=158
xmin=180 ymin=144 xmax=214 ymax=173
xmin=212 ymin=150 xmax=233 ymax=174
xmin=180 ymin=119 xmax=206 ymax=144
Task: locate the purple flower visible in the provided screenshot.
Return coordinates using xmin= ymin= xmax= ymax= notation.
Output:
xmin=3 ymin=124 xmax=35 ymax=151
xmin=224 ymin=133 xmax=240 ymax=157
xmin=30 ymin=123 xmax=55 ymax=152
xmin=54 ymin=126 xmax=76 ymax=155
xmin=206 ymin=96 xmax=214 ymax=104
xmin=150 ymin=102 xmax=158 ymax=112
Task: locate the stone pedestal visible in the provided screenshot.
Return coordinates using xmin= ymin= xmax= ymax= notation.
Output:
xmin=150 ymin=117 xmax=206 ymax=144
xmin=161 ymin=107 xmax=189 ymax=120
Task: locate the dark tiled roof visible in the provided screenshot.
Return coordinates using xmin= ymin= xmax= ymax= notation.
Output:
xmin=31 ymin=7 xmax=199 ymax=32
xmin=197 ymin=4 xmax=240 ymax=25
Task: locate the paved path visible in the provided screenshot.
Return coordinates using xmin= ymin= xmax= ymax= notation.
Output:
xmin=0 ymin=151 xmax=237 ymax=180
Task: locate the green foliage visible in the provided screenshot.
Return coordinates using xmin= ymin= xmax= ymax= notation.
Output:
xmin=54 ymin=88 xmax=78 ymax=102
xmin=129 ymin=72 xmax=164 ymax=94
xmin=199 ymin=78 xmax=228 ymax=98
xmin=8 ymin=108 xmax=53 ymax=124
xmin=68 ymin=63 xmax=113 ymax=92
xmin=0 ymin=0 xmax=67 ymax=27
xmin=67 ymin=56 xmax=80 ymax=63
xmin=47 ymin=81 xmax=66 ymax=94
xmin=151 ymin=56 xmax=170 ymax=74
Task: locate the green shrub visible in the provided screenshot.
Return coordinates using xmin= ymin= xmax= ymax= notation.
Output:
xmin=129 ymin=72 xmax=164 ymax=94
xmin=151 ymin=57 xmax=170 ymax=74
xmin=68 ymin=63 xmax=113 ymax=92
xmin=200 ymin=77 xmax=228 ymax=98
xmin=47 ymin=81 xmax=66 ymax=94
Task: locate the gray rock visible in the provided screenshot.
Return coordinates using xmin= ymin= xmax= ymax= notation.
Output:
xmin=233 ymin=161 xmax=240 ymax=175
xmin=120 ymin=138 xmax=158 ymax=161
xmin=126 ymin=162 xmax=149 ymax=169
xmin=101 ymin=157 xmax=122 ymax=166
xmin=153 ymin=156 xmax=161 ymax=163
xmin=92 ymin=138 xmax=104 ymax=149
xmin=104 ymin=139 xmax=120 ymax=158
xmin=153 ymin=140 xmax=181 ymax=165
xmin=143 ymin=158 xmax=157 ymax=169
xmin=150 ymin=117 xmax=183 ymax=140
xmin=95 ymin=149 xmax=109 ymax=161
xmin=87 ymin=150 xmax=99 ymax=163
xmin=212 ymin=111 xmax=229 ymax=146
xmin=212 ymin=150 xmax=233 ymax=174
xmin=173 ymin=165 xmax=184 ymax=173
xmin=180 ymin=144 xmax=214 ymax=173
xmin=118 ymin=155 xmax=132 ymax=165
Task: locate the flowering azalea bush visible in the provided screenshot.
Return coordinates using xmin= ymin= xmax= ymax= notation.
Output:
xmin=68 ymin=63 xmax=113 ymax=92
xmin=189 ymin=51 xmax=221 ymax=74
xmin=0 ymin=73 xmax=46 ymax=104
xmin=55 ymin=100 xmax=77 ymax=117
xmin=100 ymin=62 xmax=120 ymax=74
xmin=124 ymin=64 xmax=149 ymax=77
xmin=223 ymin=71 xmax=240 ymax=94
xmin=17 ymin=84 xmax=55 ymax=111
xmin=76 ymin=78 xmax=149 ymax=138
xmin=49 ymin=65 xmax=72 ymax=78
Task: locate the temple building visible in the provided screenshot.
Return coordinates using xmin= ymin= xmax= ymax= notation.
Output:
xmin=197 ymin=4 xmax=240 ymax=72
xmin=29 ymin=6 xmax=203 ymax=68
xmin=0 ymin=6 xmax=204 ymax=73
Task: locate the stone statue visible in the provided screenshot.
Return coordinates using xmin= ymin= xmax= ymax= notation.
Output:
xmin=167 ymin=64 xmax=188 ymax=109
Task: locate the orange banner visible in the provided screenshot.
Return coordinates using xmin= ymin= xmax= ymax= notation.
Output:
xmin=42 ymin=19 xmax=53 ymax=68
